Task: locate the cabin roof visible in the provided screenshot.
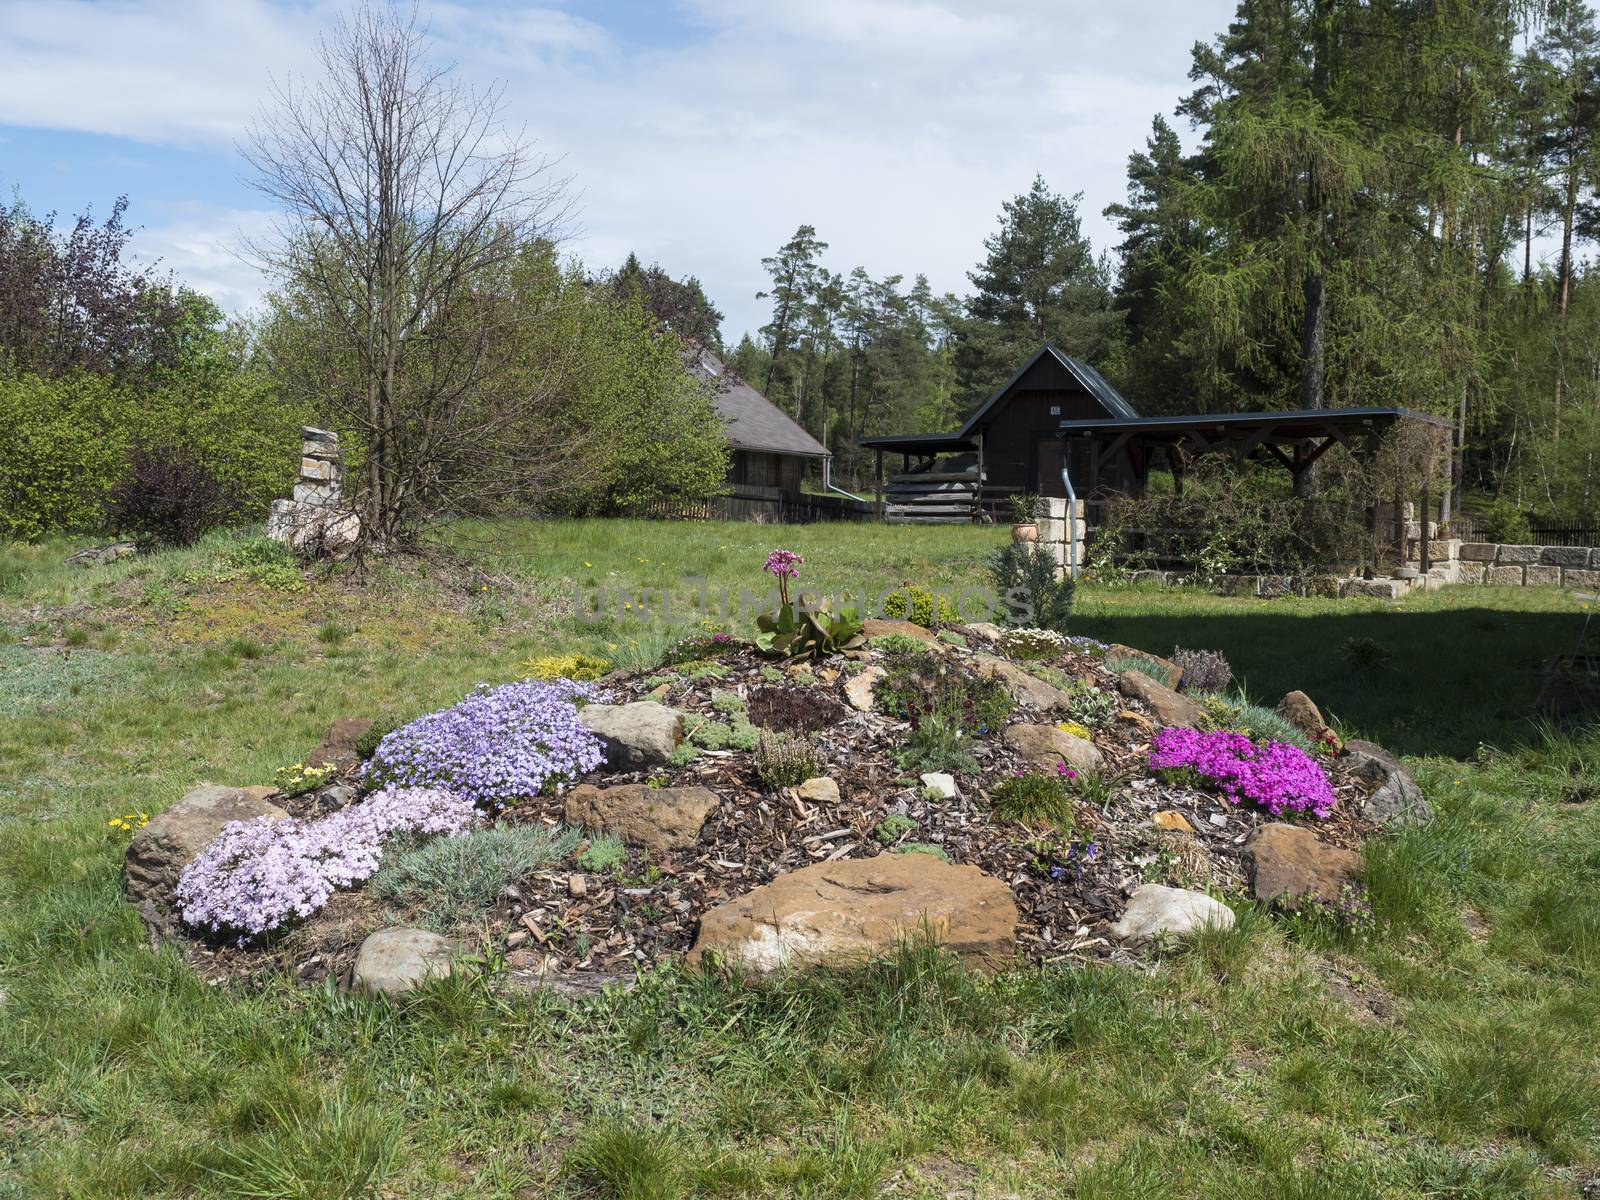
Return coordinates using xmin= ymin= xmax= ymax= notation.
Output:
xmin=687 ymin=346 xmax=831 ymax=458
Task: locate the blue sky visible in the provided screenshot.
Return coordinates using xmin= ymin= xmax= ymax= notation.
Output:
xmin=2 ymin=0 xmax=1260 ymax=337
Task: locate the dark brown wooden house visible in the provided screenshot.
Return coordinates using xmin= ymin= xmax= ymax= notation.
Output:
xmin=686 ymin=346 xmax=830 ymax=497
xmin=860 ymin=344 xmax=1140 ymax=521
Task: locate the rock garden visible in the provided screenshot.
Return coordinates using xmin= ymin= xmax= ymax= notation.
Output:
xmin=123 ymin=551 xmax=1431 ymax=1000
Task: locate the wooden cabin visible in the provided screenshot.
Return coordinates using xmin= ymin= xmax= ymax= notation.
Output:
xmin=860 ymin=344 xmax=1139 ymax=522
xmin=686 ymin=345 xmax=830 ymax=499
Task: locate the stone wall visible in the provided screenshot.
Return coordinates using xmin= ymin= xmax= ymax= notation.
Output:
xmin=266 ymin=428 xmax=361 ymax=558
xmin=1454 ymin=543 xmax=1600 ymax=588
xmin=1039 ymin=497 xmax=1087 ymax=580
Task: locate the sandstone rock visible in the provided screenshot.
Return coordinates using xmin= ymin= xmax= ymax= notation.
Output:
xmin=1110 ymin=884 xmax=1235 ymax=944
xmin=688 ymin=855 xmax=1017 ymax=974
xmin=1247 ymin=823 xmax=1363 ymax=905
xmin=65 ymin=541 xmax=137 ymax=568
xmin=964 ymin=622 xmax=1004 ymax=644
xmin=1109 ymin=645 xmax=1183 ymax=690
xmin=1002 ymin=723 xmax=1103 ymax=773
xmin=1117 ymin=709 xmax=1155 ymax=736
xmin=796 ymin=777 xmax=841 ymax=805
xmin=919 ymin=772 xmax=959 ymax=799
xmin=844 ymin=666 xmax=883 ymax=712
xmin=862 ymin=618 xmax=937 ymax=642
xmin=124 ymin=784 xmax=286 ymax=909
xmin=1117 ymin=671 xmax=1205 ymax=728
xmin=1152 ymin=810 xmax=1194 ymax=833
xmin=564 ymin=783 xmax=719 ymax=852
xmin=1276 ymin=691 xmax=1341 ymax=753
xmin=973 ymin=654 xmax=1074 ymax=711
xmin=305 ymin=716 xmax=375 ymax=774
xmin=579 ymin=701 xmax=684 ymax=769
xmin=350 ymin=928 xmax=460 ymax=999
xmin=1342 ymin=739 xmax=1431 ymax=826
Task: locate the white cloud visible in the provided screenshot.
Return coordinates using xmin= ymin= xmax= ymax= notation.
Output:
xmin=0 ymin=0 xmax=1238 ymax=335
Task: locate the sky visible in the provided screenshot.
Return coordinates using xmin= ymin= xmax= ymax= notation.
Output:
xmin=0 ymin=0 xmax=1244 ymax=340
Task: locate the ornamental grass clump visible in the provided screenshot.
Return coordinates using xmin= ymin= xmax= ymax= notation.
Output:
xmin=176 ymin=786 xmax=476 ymax=944
xmin=1148 ymin=728 xmax=1336 ymax=819
xmin=364 ymin=679 xmax=606 ymax=807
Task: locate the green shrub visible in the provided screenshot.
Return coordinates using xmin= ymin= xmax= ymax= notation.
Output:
xmin=1480 ymin=497 xmax=1533 ymax=545
xmin=989 ymin=772 xmax=1075 ymax=828
xmin=1208 ymin=695 xmax=1315 ymax=752
xmin=355 ymin=719 xmax=399 ymax=762
xmin=687 ymin=718 xmax=759 ymax=751
xmin=665 ymin=742 xmax=698 ymax=768
xmin=1062 ymin=683 xmax=1118 ymax=729
xmin=710 ymin=690 xmax=746 ymax=716
xmin=875 ymin=648 xmax=1013 ymax=733
xmin=893 ymin=712 xmax=978 ymax=775
xmin=754 ymin=730 xmax=821 ymax=789
xmin=881 ymin=585 xmax=960 ymax=628
xmin=874 ymin=813 xmax=916 ymax=843
xmin=1340 ymin=636 xmax=1393 ymax=673
xmin=1105 ymin=650 xmax=1171 ymax=680
xmin=988 ymin=542 xmax=1074 ymax=632
xmin=576 ymin=834 xmax=629 ymax=873
xmin=867 ymin=633 xmax=930 ymax=656
xmin=370 ymin=824 xmax=581 ymax=928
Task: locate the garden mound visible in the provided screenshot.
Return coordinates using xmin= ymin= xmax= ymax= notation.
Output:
xmin=134 ymin=624 xmax=1408 ymax=993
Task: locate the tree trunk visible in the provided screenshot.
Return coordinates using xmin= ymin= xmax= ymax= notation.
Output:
xmin=1299 ymin=271 xmax=1326 ymax=412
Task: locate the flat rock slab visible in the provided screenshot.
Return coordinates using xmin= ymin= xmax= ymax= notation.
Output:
xmin=305 ymin=716 xmax=375 ymax=774
xmin=1247 ymin=822 xmax=1363 ymax=905
xmin=351 ymin=927 xmax=460 ymax=999
xmin=124 ymin=784 xmax=286 ymax=909
xmin=579 ymin=701 xmax=683 ymax=769
xmin=1342 ymin=740 xmax=1431 ymax=826
xmin=862 ymin=618 xmax=937 ymax=642
xmin=1109 ymin=645 xmax=1183 ymax=690
xmin=844 ymin=666 xmax=883 ymax=712
xmin=795 ymin=777 xmax=841 ymax=805
xmin=973 ymin=654 xmax=1073 ymax=712
xmin=1003 ymin=723 xmax=1103 ymax=773
xmin=1117 ymin=671 xmax=1205 ymax=729
xmin=1110 ymin=884 xmax=1235 ymax=944
xmin=565 ymin=783 xmax=719 ymax=852
xmin=689 ymin=854 xmax=1018 ymax=974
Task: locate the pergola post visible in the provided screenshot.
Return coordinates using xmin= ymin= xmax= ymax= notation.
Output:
xmin=874 ymin=448 xmax=885 ymax=521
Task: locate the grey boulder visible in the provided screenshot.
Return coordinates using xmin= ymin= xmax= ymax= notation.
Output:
xmin=579 ymin=701 xmax=684 ymax=769
xmin=350 ymin=927 xmax=461 ymax=999
xmin=1343 ymin=740 xmax=1431 ymax=826
xmin=1110 ymin=884 xmax=1235 ymax=944
xmin=124 ymin=784 xmax=287 ymax=909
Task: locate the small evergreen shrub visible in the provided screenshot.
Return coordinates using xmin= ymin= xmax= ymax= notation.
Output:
xmin=893 ymin=712 xmax=978 ymax=775
xmin=1340 ymin=636 xmax=1392 ymax=673
xmin=896 ymin=842 xmax=951 ymax=862
xmin=1062 ymin=683 xmax=1118 ymax=729
xmin=523 ymin=653 xmax=613 ymax=682
xmin=881 ymin=585 xmax=960 ymax=628
xmin=875 ymin=812 xmax=916 ymax=843
xmin=988 ymin=542 xmax=1074 ymax=632
xmin=754 ymin=730 xmax=822 ymax=789
xmin=876 ymin=648 xmax=1014 ymax=734
xmin=1172 ymin=647 xmax=1233 ymax=694
xmin=710 ymin=690 xmax=747 ymax=716
xmin=989 ymin=771 xmax=1075 ymax=828
xmin=1105 ymin=650 xmax=1172 ymax=681
xmin=867 ymin=632 xmax=931 ymax=655
xmin=1222 ymin=700 xmax=1315 ymax=753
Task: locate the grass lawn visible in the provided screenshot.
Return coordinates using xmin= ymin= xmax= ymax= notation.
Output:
xmin=1 ymin=519 xmax=1597 ymax=1198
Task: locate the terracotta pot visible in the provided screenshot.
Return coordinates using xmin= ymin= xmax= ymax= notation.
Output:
xmin=1011 ymin=523 xmax=1039 ymax=543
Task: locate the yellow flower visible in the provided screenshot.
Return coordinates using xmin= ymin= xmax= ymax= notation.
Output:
xmin=583 ymin=561 xmax=593 ymax=568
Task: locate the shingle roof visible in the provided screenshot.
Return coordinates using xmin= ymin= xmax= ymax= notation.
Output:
xmin=956 ymin=343 xmax=1138 ymax=436
xmin=687 ymin=346 xmax=830 ymax=458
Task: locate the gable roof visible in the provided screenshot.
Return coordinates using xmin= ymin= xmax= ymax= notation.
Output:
xmin=686 ymin=346 xmax=830 ymax=459
xmin=957 ymin=343 xmax=1139 ymax=437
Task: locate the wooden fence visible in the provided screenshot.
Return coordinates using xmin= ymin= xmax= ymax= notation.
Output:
xmin=1448 ymin=514 xmax=1600 ymax=548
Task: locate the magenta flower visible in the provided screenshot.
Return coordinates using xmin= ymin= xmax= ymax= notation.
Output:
xmin=1148 ymin=727 xmax=1336 ymax=819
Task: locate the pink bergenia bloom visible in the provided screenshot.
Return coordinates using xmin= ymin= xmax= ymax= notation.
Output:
xmin=1148 ymin=727 xmax=1336 ymax=819
xmin=763 ymin=549 xmax=804 ymax=580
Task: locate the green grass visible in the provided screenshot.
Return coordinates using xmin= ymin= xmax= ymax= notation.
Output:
xmin=1 ymin=519 xmax=1597 ymax=1197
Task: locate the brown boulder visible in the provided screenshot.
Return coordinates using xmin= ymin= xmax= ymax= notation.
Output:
xmin=1247 ymin=822 xmax=1363 ymax=906
xmin=305 ymin=716 xmax=376 ymax=774
xmin=688 ymin=855 xmax=1017 ymax=974
xmin=125 ymin=784 xmax=287 ymax=909
xmin=862 ymin=618 xmax=937 ymax=642
xmin=1117 ymin=671 xmax=1205 ymax=728
xmin=843 ymin=665 xmax=883 ymax=712
xmin=973 ymin=654 xmax=1074 ymax=712
xmin=564 ymin=783 xmax=719 ymax=852
xmin=1109 ymin=645 xmax=1183 ymax=690
xmin=1276 ymin=691 xmax=1340 ymax=753
xmin=1002 ymin=724 xmax=1103 ymax=773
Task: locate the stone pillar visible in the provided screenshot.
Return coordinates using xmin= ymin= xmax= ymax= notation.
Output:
xmin=1038 ymin=497 xmax=1086 ymax=581
xmin=267 ymin=427 xmax=361 ymax=558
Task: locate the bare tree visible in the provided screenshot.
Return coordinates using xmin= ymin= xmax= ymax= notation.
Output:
xmin=242 ymin=2 xmax=577 ymax=546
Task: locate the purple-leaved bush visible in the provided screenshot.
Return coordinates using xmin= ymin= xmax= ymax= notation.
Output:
xmin=364 ymin=679 xmax=607 ymax=807
xmin=1148 ymin=727 xmax=1336 ymax=819
xmin=176 ymin=786 xmax=476 ymax=943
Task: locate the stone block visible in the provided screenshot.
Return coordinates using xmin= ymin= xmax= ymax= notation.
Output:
xmin=1561 ymin=568 xmax=1600 ymax=588
xmin=1213 ymin=575 xmax=1256 ymax=597
xmin=1591 ymin=548 xmax=1600 ymax=569
xmin=1306 ymin=575 xmax=1342 ymax=598
xmin=1038 ymin=497 xmax=1066 ymax=521
xmin=1486 ymin=565 xmax=1524 ymax=586
xmin=1524 ymin=565 xmax=1560 ymax=586
xmin=1037 ymin=518 xmax=1063 ymax=543
xmin=293 ymin=481 xmax=339 ymax=506
xmin=1257 ymin=575 xmax=1295 ymax=597
xmin=1043 ymin=539 xmax=1066 ymax=567
xmin=1341 ymin=578 xmax=1401 ymax=599
xmin=300 ymin=457 xmax=337 ymax=482
xmin=1539 ymin=545 xmax=1590 ymax=567
xmin=1459 ymin=542 xmax=1497 ymax=562
xmin=1456 ymin=561 xmax=1485 ymax=584
xmin=301 ymin=427 xmax=340 ymax=459
xmin=1495 ymin=544 xmax=1541 ymax=564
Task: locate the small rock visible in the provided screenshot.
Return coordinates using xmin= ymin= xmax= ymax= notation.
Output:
xmin=972 ymin=654 xmax=1074 ymax=711
xmin=564 ymin=783 xmax=719 ymax=852
xmin=1342 ymin=740 xmax=1431 ymax=826
xmin=568 ymin=874 xmax=588 ymax=898
xmin=317 ymin=784 xmax=358 ymax=810
xmin=1276 ymin=691 xmax=1340 ymax=753
xmin=579 ymin=701 xmax=684 ymax=769
xmin=1247 ymin=822 xmax=1363 ymax=906
xmin=796 ymin=777 xmax=841 ymax=805
xmin=1151 ymin=810 xmax=1194 ymax=833
xmin=688 ymin=855 xmax=1018 ymax=973
xmin=1117 ymin=671 xmax=1205 ymax=728
xmin=305 ymin=716 xmax=375 ymax=774
xmin=124 ymin=784 xmax=287 ymax=910
xmin=1002 ymin=723 xmax=1103 ymax=773
xmin=1207 ymin=813 xmax=1227 ymax=827
xmin=1110 ymin=884 xmax=1235 ymax=944
xmin=920 ymin=772 xmax=959 ymax=799
xmin=65 ymin=540 xmax=137 ymax=568
xmin=964 ymin=622 xmax=1004 ymax=644
xmin=350 ymin=928 xmax=460 ymax=999
xmin=844 ymin=665 xmax=883 ymax=712
xmin=1116 ymin=709 xmax=1155 ymax=735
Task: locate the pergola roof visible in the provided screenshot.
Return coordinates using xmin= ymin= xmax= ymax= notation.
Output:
xmin=857 ymin=431 xmax=978 ymax=453
xmin=1056 ymin=406 xmax=1451 ymax=443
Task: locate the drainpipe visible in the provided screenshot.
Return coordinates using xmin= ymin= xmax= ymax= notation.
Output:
xmin=1060 ymin=437 xmax=1079 ymax=580
xmin=823 ymin=456 xmax=867 ymax=503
